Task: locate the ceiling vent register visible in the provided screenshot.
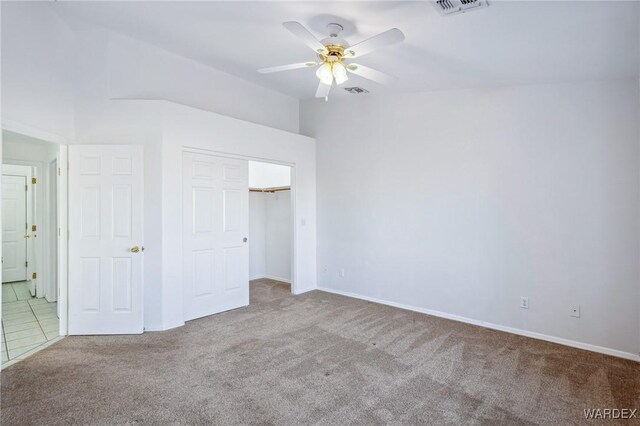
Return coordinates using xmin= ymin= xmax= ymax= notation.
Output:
xmin=434 ymin=0 xmax=489 ymax=15
xmin=344 ymin=87 xmax=370 ymax=94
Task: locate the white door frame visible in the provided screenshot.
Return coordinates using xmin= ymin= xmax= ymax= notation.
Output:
xmin=58 ymin=145 xmax=69 ymax=337
xmin=0 ymin=123 xmax=69 ymax=340
xmin=47 ymin=158 xmax=58 ymax=303
xmin=183 ymin=147 xmax=298 ymax=295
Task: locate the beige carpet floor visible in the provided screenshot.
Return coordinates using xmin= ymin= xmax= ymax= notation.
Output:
xmin=1 ymin=279 xmax=638 ymax=425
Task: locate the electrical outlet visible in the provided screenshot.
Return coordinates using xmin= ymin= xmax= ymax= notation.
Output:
xmin=570 ymin=304 xmax=580 ymax=318
xmin=339 ymin=268 xmax=345 ymax=278
xmin=520 ymin=297 xmax=529 ymax=309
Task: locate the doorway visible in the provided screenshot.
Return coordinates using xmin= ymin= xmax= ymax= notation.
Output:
xmin=1 ymin=130 xmax=62 ymax=365
xmin=248 ymin=161 xmax=293 ymax=298
xmin=182 ymin=152 xmax=296 ymax=323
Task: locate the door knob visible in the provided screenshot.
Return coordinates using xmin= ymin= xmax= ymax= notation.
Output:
xmin=243 ymin=237 xmax=248 ymax=243
xmin=130 ymin=246 xmax=140 ymax=253
xmin=24 ymin=235 xmax=31 ymax=239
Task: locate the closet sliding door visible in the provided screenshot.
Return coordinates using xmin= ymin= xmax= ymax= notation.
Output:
xmin=182 ymin=152 xmax=249 ymax=321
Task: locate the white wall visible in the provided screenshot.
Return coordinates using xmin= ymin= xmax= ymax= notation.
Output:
xmin=107 ymin=33 xmax=299 ymax=134
xmin=249 ymin=161 xmax=291 ymax=188
xmin=301 ymin=79 xmax=640 ymax=359
xmin=3 ymin=132 xmax=59 ymax=164
xmin=265 ymin=191 xmax=292 ymax=282
xmin=249 ymin=192 xmax=267 ymax=280
xmin=1 ymin=2 xmax=75 ymax=141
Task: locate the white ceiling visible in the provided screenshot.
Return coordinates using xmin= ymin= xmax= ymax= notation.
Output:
xmin=2 ymin=130 xmax=58 ymax=150
xmin=52 ymin=1 xmax=640 ymax=100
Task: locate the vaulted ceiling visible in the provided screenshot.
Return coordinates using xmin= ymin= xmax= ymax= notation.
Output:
xmin=53 ymin=1 xmax=640 ymax=99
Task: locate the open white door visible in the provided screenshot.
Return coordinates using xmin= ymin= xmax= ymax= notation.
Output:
xmin=183 ymin=152 xmax=249 ymax=321
xmin=68 ymin=145 xmax=144 ymax=334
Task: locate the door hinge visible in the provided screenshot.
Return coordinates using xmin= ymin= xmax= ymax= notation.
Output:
xmin=32 ymin=224 xmax=37 ymax=232
xmin=32 ymin=177 xmax=37 ymax=184
xmin=25 ymin=184 xmax=28 ymax=191
xmin=58 ymin=167 xmax=61 ymax=176
xmin=32 ymin=272 xmax=37 ymax=280
xmin=25 ymin=260 xmax=28 ymax=267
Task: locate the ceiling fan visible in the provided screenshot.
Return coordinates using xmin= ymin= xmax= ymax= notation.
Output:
xmin=258 ymin=22 xmax=405 ymax=100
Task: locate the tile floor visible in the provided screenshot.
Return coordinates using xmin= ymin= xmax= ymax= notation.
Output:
xmin=2 ymin=281 xmax=59 ymax=365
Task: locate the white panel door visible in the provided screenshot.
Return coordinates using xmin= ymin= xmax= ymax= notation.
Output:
xmin=183 ymin=152 xmax=249 ymax=321
xmin=68 ymin=145 xmax=144 ymax=334
xmin=2 ymin=175 xmax=27 ymax=283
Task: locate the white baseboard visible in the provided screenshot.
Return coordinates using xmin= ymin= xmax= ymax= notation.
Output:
xmin=318 ymin=287 xmax=640 ymax=363
xmin=255 ymin=275 xmax=291 ymax=284
xmin=292 ymin=286 xmax=315 ymax=295
xmin=144 ymin=320 xmax=185 ymax=332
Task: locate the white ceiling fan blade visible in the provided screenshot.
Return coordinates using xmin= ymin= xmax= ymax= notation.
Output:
xmin=283 ymin=21 xmax=327 ymax=54
xmin=258 ymin=62 xmax=317 ymax=74
xmin=315 ymin=81 xmax=332 ymax=98
xmin=344 ymin=28 xmax=405 ymax=58
xmin=346 ymin=64 xmax=398 ymax=86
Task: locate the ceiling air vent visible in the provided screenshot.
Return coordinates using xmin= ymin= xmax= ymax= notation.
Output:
xmin=344 ymin=87 xmax=370 ymax=94
xmin=434 ymin=0 xmax=488 ymax=16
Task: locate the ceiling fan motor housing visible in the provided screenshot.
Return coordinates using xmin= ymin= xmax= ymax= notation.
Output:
xmin=320 ymin=22 xmax=350 ymax=53
xmin=318 ymin=44 xmax=346 ymax=62
xmin=326 ymin=23 xmax=343 ymax=37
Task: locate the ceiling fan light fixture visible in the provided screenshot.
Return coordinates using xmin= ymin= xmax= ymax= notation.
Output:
xmin=316 ymin=63 xmax=334 ymax=85
xmin=260 ymin=21 xmax=404 ymax=99
xmin=333 ymin=62 xmax=349 ymax=85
